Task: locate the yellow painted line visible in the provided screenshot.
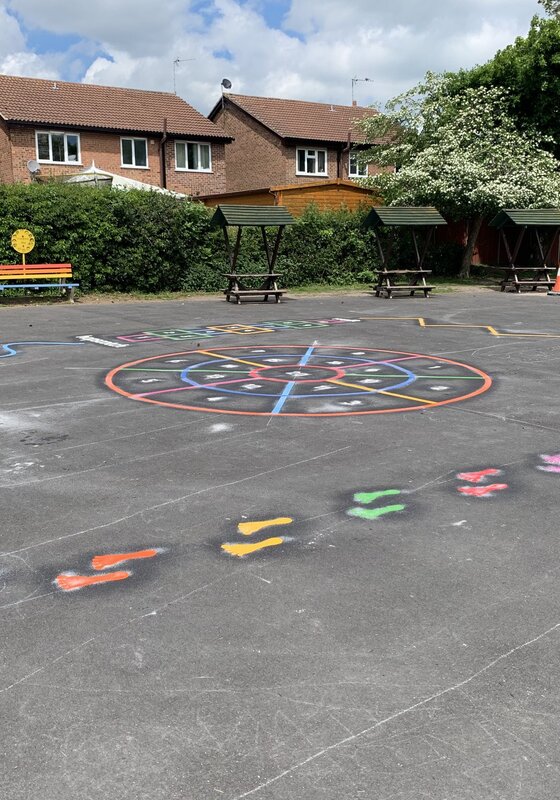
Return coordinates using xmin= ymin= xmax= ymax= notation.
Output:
xmin=221 ymin=537 xmax=284 ymax=557
xmin=359 ymin=316 xmax=560 ymax=339
xmin=378 ymin=390 xmax=437 ymax=405
xmin=197 ymin=350 xmax=267 ymax=369
xmin=238 ymin=517 xmax=293 ymax=536
xmin=329 ymin=378 xmax=435 ymax=405
xmin=328 ymin=378 xmax=377 ymax=392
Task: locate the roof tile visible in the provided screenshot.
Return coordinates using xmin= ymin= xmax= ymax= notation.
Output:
xmin=222 ymin=93 xmax=378 ymax=143
xmin=0 ymin=74 xmax=229 ymax=139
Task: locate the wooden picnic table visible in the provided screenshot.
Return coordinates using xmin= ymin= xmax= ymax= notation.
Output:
xmin=211 ymin=205 xmax=295 ymax=304
xmin=489 ymin=209 xmax=560 ymax=293
xmin=373 ymin=268 xmax=434 ymax=298
xmin=364 ymin=207 xmax=446 ymax=299
xmin=223 ymin=272 xmax=284 ymax=303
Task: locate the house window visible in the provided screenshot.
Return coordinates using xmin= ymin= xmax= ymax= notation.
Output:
xmin=296 ymin=148 xmax=327 ymax=176
xmin=175 ymin=141 xmax=212 ymax=172
xmin=121 ymin=137 xmax=148 ymax=168
xmin=36 ymin=131 xmax=80 ymax=164
xmin=349 ymin=151 xmax=368 ymax=177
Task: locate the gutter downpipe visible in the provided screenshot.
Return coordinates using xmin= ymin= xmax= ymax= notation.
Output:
xmin=159 ymin=117 xmax=168 ymax=189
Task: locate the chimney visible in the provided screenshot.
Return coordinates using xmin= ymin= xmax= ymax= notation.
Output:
xmin=352 ymin=100 xmax=357 ymax=107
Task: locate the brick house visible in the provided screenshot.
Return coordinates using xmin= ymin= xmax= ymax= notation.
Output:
xmin=208 ymin=93 xmax=381 ymax=193
xmin=0 ymin=74 xmax=231 ymax=195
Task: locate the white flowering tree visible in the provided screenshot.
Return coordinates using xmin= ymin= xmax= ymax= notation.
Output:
xmin=359 ymin=77 xmax=560 ymax=277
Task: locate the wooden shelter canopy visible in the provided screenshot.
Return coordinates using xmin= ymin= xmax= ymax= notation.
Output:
xmin=364 ymin=206 xmax=447 ymax=228
xmin=211 ymin=204 xmax=295 ymax=303
xmin=210 ymin=205 xmax=295 ymax=228
xmin=489 ymin=209 xmax=560 ymax=228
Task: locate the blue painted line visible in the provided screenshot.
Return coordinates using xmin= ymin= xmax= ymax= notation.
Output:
xmin=0 ymin=341 xmax=86 ymax=359
xmin=271 ymin=344 xmax=316 ymax=415
xmin=178 ymin=353 xmax=417 ymax=400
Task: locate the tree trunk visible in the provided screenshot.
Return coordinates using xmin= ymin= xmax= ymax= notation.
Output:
xmin=459 ymin=215 xmax=485 ymax=279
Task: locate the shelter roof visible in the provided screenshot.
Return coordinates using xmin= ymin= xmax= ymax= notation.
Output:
xmin=211 ymin=205 xmax=295 ymax=227
xmin=489 ymin=209 xmax=560 ymax=227
xmin=364 ymin=207 xmax=447 ymax=227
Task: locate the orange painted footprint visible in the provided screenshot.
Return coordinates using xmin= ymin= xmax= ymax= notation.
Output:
xmin=55 ymin=571 xmax=131 ymax=592
xmin=91 ymin=548 xmax=162 ymax=570
xmin=221 ymin=517 xmax=293 ymax=557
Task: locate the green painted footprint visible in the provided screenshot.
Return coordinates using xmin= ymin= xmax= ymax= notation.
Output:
xmin=347 ymin=489 xmax=406 ymax=520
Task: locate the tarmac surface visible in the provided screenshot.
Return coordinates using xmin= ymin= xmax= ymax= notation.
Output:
xmin=1 ymin=289 xmax=560 ymax=800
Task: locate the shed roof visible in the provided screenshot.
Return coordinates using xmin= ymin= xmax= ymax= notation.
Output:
xmin=211 ymin=205 xmax=295 ymax=227
xmin=489 ymin=209 xmax=560 ymax=228
xmin=0 ymin=73 xmax=230 ymax=139
xmin=364 ymin=207 xmax=447 ymax=227
xmin=211 ymin=93 xmax=377 ymax=144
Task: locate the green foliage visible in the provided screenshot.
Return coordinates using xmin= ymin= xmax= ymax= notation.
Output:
xmin=359 ymin=78 xmax=560 ymax=222
xmin=449 ymin=16 xmax=560 ymax=158
xmin=0 ymin=185 xmax=463 ymax=293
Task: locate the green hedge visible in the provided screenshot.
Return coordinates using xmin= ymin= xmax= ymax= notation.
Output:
xmin=0 ymin=184 xmax=461 ymax=292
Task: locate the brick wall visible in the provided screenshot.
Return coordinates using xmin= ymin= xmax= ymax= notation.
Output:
xmin=5 ymin=124 xmax=226 ymax=195
xmin=212 ymin=101 xmax=381 ymax=191
xmin=212 ymin=103 xmax=287 ymax=192
xmin=0 ymin=118 xmax=14 ymax=183
xmin=166 ymin=140 xmax=226 ymax=195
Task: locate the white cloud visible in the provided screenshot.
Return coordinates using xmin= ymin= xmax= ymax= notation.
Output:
xmin=0 ymin=0 xmax=546 ymax=114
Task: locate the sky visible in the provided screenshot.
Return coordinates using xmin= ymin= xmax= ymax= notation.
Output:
xmin=0 ymin=0 xmax=547 ymax=115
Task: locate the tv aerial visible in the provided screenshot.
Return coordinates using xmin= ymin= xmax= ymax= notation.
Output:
xmin=173 ymin=57 xmax=195 ymax=93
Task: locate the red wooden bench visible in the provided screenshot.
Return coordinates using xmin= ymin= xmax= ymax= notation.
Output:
xmin=0 ymin=264 xmax=79 ymax=302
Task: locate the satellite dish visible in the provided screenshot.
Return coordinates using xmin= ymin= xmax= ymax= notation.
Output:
xmin=221 ymin=78 xmax=232 ymax=90
xmin=27 ymin=160 xmax=40 ymax=174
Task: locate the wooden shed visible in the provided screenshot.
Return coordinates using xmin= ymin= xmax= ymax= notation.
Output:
xmin=198 ymin=179 xmax=379 ymax=217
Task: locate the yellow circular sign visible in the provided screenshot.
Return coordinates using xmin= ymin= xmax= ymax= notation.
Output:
xmin=11 ymin=229 xmax=35 ymax=255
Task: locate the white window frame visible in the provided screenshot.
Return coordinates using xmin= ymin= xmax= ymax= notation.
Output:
xmin=120 ymin=137 xmax=149 ymax=169
xmin=349 ymin=150 xmax=368 ymax=178
xmin=296 ymin=147 xmax=328 ymax=177
xmin=35 ymin=130 xmax=81 ymax=165
xmin=175 ymin=141 xmax=212 ymax=172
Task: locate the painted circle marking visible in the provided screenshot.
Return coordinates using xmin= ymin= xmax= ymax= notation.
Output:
xmin=106 ymin=345 xmax=492 ymax=417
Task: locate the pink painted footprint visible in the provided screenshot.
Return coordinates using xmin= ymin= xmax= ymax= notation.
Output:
xmin=538 ymin=454 xmax=560 ymax=474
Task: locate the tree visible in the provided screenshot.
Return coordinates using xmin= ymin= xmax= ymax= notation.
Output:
xmin=449 ymin=16 xmax=560 ymax=158
xmin=358 ymin=76 xmax=560 ymax=277
xmin=539 ymin=0 xmax=560 ymax=15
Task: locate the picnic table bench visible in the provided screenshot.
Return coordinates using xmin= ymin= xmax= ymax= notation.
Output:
xmin=211 ymin=205 xmax=295 ymax=304
xmin=489 ymin=209 xmax=560 ymax=293
xmin=364 ymin=207 xmax=446 ymax=299
xmin=485 ymin=265 xmax=555 ymax=293
xmin=222 ymin=272 xmax=284 ymax=303
xmin=373 ymin=268 xmax=434 ymax=298
xmin=0 ymin=263 xmax=79 ymax=301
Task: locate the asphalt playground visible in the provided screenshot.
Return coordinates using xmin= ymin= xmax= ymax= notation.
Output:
xmin=1 ymin=288 xmax=560 ymax=800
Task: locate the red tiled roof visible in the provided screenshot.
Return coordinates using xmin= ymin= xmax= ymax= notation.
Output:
xmin=0 ymin=74 xmax=229 ymax=139
xmin=218 ymin=93 xmax=378 ymax=143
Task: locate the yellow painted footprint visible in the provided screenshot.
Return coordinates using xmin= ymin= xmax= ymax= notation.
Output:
xmin=221 ymin=517 xmax=293 ymax=557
